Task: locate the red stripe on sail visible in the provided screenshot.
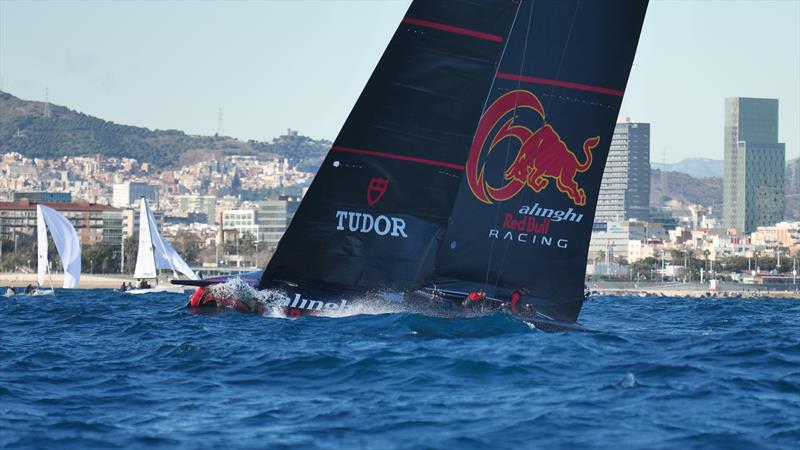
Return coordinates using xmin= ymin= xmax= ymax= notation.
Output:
xmin=496 ymin=72 xmax=625 ymax=97
xmin=331 ymin=146 xmax=465 ymax=171
xmin=402 ymin=17 xmax=503 ymax=43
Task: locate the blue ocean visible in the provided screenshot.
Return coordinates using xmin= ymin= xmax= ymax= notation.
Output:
xmin=1 ymin=289 xmax=798 ymax=449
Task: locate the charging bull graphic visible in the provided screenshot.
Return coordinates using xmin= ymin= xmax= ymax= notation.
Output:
xmin=466 ymin=90 xmax=599 ymax=206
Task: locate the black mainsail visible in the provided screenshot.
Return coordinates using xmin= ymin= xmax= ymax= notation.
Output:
xmin=254 ymin=0 xmax=648 ymax=324
xmin=262 ymin=1 xmax=520 ymax=290
xmin=433 ymin=0 xmax=648 ymax=322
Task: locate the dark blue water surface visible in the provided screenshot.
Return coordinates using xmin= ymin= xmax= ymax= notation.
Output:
xmin=1 ymin=290 xmax=799 ymax=449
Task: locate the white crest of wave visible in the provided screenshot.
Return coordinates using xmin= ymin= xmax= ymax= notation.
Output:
xmin=323 ymin=291 xmax=408 ymax=317
xmin=205 ymin=277 xmax=407 ymax=318
xmin=616 ymin=372 xmax=639 ymax=389
xmin=205 ymin=277 xmax=287 ymax=318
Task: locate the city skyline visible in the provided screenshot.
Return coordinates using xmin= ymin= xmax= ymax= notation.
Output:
xmin=1 ymin=1 xmax=798 ymax=164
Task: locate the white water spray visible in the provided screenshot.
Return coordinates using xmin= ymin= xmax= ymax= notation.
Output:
xmin=205 ymin=278 xmax=408 ymax=318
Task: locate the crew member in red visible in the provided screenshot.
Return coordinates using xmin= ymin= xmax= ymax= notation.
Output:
xmin=508 ymin=287 xmax=529 ymax=313
xmin=463 ymin=291 xmax=486 ymax=307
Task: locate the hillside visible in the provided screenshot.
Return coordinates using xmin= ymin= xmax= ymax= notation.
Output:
xmin=0 ymin=90 xmax=330 ymax=168
xmin=650 ymin=168 xmax=723 ymax=211
xmin=651 ymin=158 xmax=723 ymax=178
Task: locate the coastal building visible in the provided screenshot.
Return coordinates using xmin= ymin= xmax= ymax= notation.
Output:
xmin=257 ymin=197 xmax=301 ymax=247
xmin=723 ymin=97 xmax=785 ymax=234
xmin=112 ymin=182 xmax=159 ymax=208
xmin=648 ymin=207 xmax=680 ymax=231
xmin=175 ymin=194 xmax=217 ymax=225
xmin=121 ymin=207 xmax=164 ymax=238
xmin=588 ymin=220 xmax=653 ymax=262
xmin=595 ymin=119 xmax=650 ymax=224
xmin=750 ymin=221 xmax=800 ymax=250
xmin=221 ymin=209 xmax=259 ymax=237
xmin=0 ymin=200 xmax=123 ymax=245
xmin=277 ymin=195 xmax=302 ymax=225
xmin=627 ymin=238 xmax=666 ymax=263
xmin=12 ymin=191 xmax=72 ymax=203
xmin=221 ymin=197 xmax=301 ymax=251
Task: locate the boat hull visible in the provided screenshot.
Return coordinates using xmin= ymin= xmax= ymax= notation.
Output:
xmin=29 ymin=289 xmax=55 ymax=297
xmin=127 ymin=285 xmax=185 ymax=295
xmin=185 ymin=275 xmax=584 ymax=331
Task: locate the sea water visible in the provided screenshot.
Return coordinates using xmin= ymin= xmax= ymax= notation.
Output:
xmin=1 ymin=289 xmax=798 ymax=449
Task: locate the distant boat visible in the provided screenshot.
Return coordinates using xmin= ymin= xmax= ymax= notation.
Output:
xmin=36 ymin=204 xmax=82 ymax=295
xmin=180 ymin=0 xmax=648 ymax=329
xmin=129 ymin=198 xmax=198 ymax=294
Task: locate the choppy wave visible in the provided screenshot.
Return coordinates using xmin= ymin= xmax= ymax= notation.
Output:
xmin=1 ymin=290 xmax=799 ymax=449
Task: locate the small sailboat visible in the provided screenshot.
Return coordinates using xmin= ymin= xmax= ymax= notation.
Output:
xmin=36 ymin=204 xmax=82 ymax=295
xmin=129 ymin=198 xmax=198 ymax=294
xmin=180 ymin=0 xmax=649 ymax=329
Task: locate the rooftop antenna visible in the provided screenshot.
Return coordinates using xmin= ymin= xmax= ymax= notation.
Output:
xmin=44 ymin=88 xmax=51 ymax=118
xmin=217 ymin=107 xmax=223 ymax=136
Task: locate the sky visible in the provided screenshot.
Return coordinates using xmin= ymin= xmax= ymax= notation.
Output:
xmin=0 ymin=0 xmax=798 ymax=164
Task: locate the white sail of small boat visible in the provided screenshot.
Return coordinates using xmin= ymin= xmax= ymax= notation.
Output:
xmin=129 ymin=198 xmax=197 ymax=294
xmin=36 ymin=204 xmax=82 ymax=294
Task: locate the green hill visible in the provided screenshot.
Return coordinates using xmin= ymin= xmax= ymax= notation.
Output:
xmin=650 ymin=168 xmax=722 ymax=211
xmin=0 ymin=90 xmax=330 ymax=168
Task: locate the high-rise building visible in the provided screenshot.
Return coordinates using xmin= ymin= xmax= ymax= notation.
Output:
xmin=595 ymin=119 xmax=650 ymax=224
xmin=786 ymin=159 xmax=800 ymax=194
xmin=112 ymin=182 xmax=159 ymax=208
xmin=723 ymin=97 xmax=785 ymax=234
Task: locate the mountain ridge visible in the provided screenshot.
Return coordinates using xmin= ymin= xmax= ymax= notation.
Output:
xmin=651 ymin=158 xmax=723 ymax=178
xmin=0 ymin=90 xmax=331 ymax=169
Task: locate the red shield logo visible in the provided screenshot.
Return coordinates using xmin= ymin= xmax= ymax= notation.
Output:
xmin=367 ymin=177 xmax=389 ymax=206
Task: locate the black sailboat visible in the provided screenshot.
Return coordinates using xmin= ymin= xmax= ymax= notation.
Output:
xmin=182 ymin=0 xmax=649 ymax=328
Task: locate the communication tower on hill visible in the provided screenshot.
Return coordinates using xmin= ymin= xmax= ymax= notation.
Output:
xmin=217 ymin=107 xmax=223 ymax=136
xmin=44 ymin=88 xmax=51 ymax=118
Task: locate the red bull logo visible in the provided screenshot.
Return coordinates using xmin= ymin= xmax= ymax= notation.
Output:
xmin=466 ymin=90 xmax=600 ymax=206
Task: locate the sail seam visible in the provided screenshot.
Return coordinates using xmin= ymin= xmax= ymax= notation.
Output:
xmin=330 ymin=145 xmax=464 ymax=171
xmin=496 ymin=72 xmax=624 ymax=97
xmin=402 ymin=17 xmax=503 ymax=42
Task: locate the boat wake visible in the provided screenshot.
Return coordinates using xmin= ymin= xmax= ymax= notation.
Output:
xmin=203 ymin=277 xmax=409 ymax=318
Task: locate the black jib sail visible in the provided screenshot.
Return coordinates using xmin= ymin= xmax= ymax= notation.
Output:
xmin=432 ymin=0 xmax=648 ymax=322
xmin=262 ymin=1 xmax=520 ymax=290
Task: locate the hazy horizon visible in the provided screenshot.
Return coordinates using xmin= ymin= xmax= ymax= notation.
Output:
xmin=1 ymin=0 xmax=798 ymax=164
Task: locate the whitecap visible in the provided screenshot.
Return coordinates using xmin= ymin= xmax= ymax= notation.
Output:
xmin=617 ymin=372 xmax=638 ymax=389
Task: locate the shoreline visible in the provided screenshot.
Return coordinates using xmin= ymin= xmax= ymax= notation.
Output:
xmin=591 ymin=280 xmax=800 ymax=299
xmin=1 ymin=273 xmax=139 ymax=289
xmin=2 ymin=273 xmax=799 ymax=299
xmin=591 ymin=288 xmax=800 ymax=299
